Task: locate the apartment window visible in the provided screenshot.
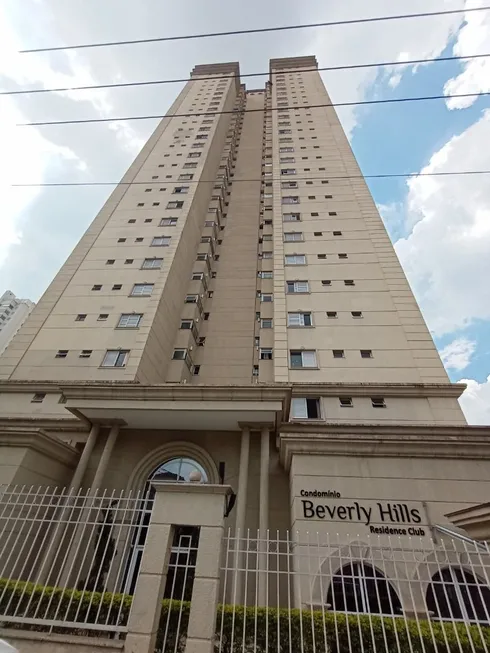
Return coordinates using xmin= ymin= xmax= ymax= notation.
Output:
xmin=137 ymin=203 xmax=144 ymax=207
xmin=192 ymin=272 xmax=204 ymax=280
xmin=282 ymin=196 xmax=299 ymax=205
xmin=204 ymin=313 xmax=210 ymax=320
xmin=284 ymin=232 xmax=303 ymax=242
xmin=281 ymin=168 xmax=296 ymax=175
xmin=344 ymin=280 xmax=355 ymax=286
xmin=198 ymin=337 xmax=206 ymax=346
xmin=280 ymin=157 xmax=295 ymax=163
xmin=185 ymin=294 xmax=198 ymax=303
xmin=261 ymin=318 xmax=273 ymax=328
xmin=183 ymin=162 xmax=198 ymax=168
xmin=178 ymin=174 xmax=194 ymax=181
xmin=172 ymin=349 xmax=188 ymax=360
xmin=252 ymin=365 xmax=259 ymax=377
xmin=260 ymin=347 xmax=273 ymax=360
xmin=79 ymin=350 xmax=92 ymax=358
xmin=188 ymin=152 xmax=201 ymax=158
xmin=286 ymin=280 xmax=309 ymax=293
xmin=167 ymin=201 xmax=184 ymax=209
xmin=361 ymin=349 xmax=373 ymax=358
xmin=118 ymin=313 xmax=143 ymax=328
xmin=117 ymin=238 xmax=126 ymax=243
xmin=290 ymin=350 xmax=317 ymax=368
xmin=308 ymin=196 xmax=316 ymax=200
xmin=142 ymin=258 xmax=163 ymax=269
xmin=261 ymin=251 xmax=273 ymax=259
xmin=288 ymin=311 xmax=312 ymax=326
xmin=338 ymin=253 xmax=348 ymax=259
xmin=351 ymin=311 xmax=363 ymax=318
xmin=279 ymin=147 xmax=294 ymax=153
xmin=333 ymin=350 xmax=345 ymax=359
xmin=281 ymin=181 xmax=297 ymax=189
xmin=152 ymin=203 xmax=160 ymax=207
xmin=339 ymin=397 xmax=353 ymax=408
xmin=283 ymin=213 xmax=301 ymax=222
xmin=333 ymin=231 xmax=342 ymax=236
xmin=112 ymin=284 xmax=122 ymax=291
xmin=106 ymin=259 xmax=115 ymax=265
xmin=173 ymin=186 xmax=189 ymax=194
xmin=259 ymin=271 xmax=273 ymax=279
xmin=291 ymin=397 xmax=320 ymax=419
xmin=75 ymin=314 xmax=86 ymax=322
xmin=180 ymin=320 xmax=193 ymax=330
xmin=135 ymin=237 xmax=144 ymax=243
xmin=371 ymin=397 xmax=386 ymax=408
xmin=160 ymin=218 xmax=178 ymax=226
xmin=317 ymin=254 xmax=326 ymax=260
xmin=314 ymin=232 xmax=322 ymax=236
xmin=261 ymin=293 xmax=273 ymax=303
xmin=98 ymin=314 xmax=109 ymax=321
xmin=55 ymin=350 xmax=68 ymax=359
xmin=131 ymin=283 xmax=154 ymax=296
xmin=102 ymin=350 xmax=129 ymax=368
xmin=92 ymin=285 xmax=102 ymax=291
xmin=31 ymin=393 xmax=46 ymax=403
xmin=326 ymin=311 xmax=338 ymax=319
xmin=125 ymin=259 xmax=134 ymax=264
xmin=285 ymin=254 xmax=306 ymax=265
xmin=128 ymin=219 xmax=136 ymax=223
xmin=151 ymin=236 xmax=171 ymax=247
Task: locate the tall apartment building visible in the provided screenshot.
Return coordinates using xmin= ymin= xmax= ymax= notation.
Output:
xmin=0 ymin=290 xmax=34 ymax=355
xmin=1 ymin=57 xmax=490 ymax=614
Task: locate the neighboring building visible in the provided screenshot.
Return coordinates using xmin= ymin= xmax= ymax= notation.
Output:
xmin=1 ymin=57 xmax=490 ymax=627
xmin=0 ymin=290 xmax=34 ymax=355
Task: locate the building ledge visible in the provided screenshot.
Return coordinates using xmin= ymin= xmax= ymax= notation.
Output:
xmin=445 ymin=503 xmax=490 ymax=540
xmin=0 ymin=427 xmax=79 ymax=466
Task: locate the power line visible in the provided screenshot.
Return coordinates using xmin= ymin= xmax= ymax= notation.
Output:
xmin=17 ymin=91 xmax=490 ymax=127
xmin=3 ymin=52 xmax=489 ymax=97
xmin=10 ymin=170 xmax=490 ymax=188
xmin=19 ymin=6 xmax=490 ymax=53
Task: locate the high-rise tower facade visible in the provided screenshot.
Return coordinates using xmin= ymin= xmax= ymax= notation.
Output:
xmin=0 ymin=57 xmax=489 ymax=548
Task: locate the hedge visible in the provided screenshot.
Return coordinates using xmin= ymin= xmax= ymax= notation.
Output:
xmin=1 ymin=578 xmax=489 ymax=652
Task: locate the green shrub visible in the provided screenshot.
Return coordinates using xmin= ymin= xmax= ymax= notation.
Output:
xmin=1 ymin=578 xmax=489 ymax=652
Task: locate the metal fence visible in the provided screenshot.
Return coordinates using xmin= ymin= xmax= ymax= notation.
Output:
xmin=0 ymin=485 xmax=150 ymax=636
xmin=218 ymin=529 xmax=490 ymax=653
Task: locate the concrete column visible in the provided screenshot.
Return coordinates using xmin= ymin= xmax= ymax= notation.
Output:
xmin=90 ymin=424 xmax=119 ymax=492
xmin=124 ymin=482 xmax=232 ymax=653
xmin=258 ymin=427 xmax=270 ymax=605
xmin=69 ymin=424 xmax=99 ymax=491
xmin=233 ymin=426 xmax=250 ymax=603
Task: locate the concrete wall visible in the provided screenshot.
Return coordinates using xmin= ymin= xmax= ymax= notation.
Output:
xmin=0 ymin=630 xmax=122 ymax=653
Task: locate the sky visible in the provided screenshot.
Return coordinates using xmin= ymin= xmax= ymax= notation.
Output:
xmin=0 ymin=0 xmax=489 ymax=423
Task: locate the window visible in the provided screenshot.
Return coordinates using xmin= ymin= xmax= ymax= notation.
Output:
xmin=286 ymin=280 xmax=309 ymax=293
xmin=291 ymin=397 xmax=320 ymax=419
xmin=173 ymin=186 xmax=189 ymax=194
xmin=106 ymin=259 xmax=115 ymax=265
xmin=361 ymin=349 xmax=373 ymax=358
xmin=317 ymin=254 xmax=326 ymax=259
xmin=308 ymin=196 xmax=316 ymax=200
xmin=279 ymin=147 xmax=294 ymax=153
xmin=333 ymin=350 xmax=345 ymax=358
xmin=128 ymin=219 xmax=136 ymax=223
xmin=55 ymin=350 xmax=68 ymax=359
xmin=327 ymin=563 xmax=401 ymax=616
xmin=261 ymin=293 xmax=273 ymax=302
xmin=281 ymin=181 xmax=298 ymax=189
xmin=371 ymin=397 xmax=386 ymax=408
xmin=252 ymin=365 xmax=259 ymax=377
xmin=125 ymin=259 xmax=134 ymax=264
xmin=151 ymin=236 xmax=171 ymax=247
xmin=79 ymin=350 xmax=92 ymax=358
xmin=351 ymin=311 xmax=363 ymax=318
xmin=117 ymin=238 xmax=126 ymax=243
xmin=261 ymin=318 xmax=273 ymax=328
xmin=31 ymin=393 xmax=46 ymax=403
xmin=112 ymin=284 xmax=122 ymax=291
xmin=131 ymin=283 xmax=154 ymax=296
xmin=344 ymin=280 xmax=355 ymax=286
xmin=261 ymin=251 xmax=273 ymax=259
xmin=339 ymin=397 xmax=353 ymax=407
xmin=283 ymin=213 xmax=301 ymax=222
xmin=183 ymin=162 xmax=198 ymax=168
xmin=152 ymin=202 xmax=160 ymax=207
xmin=333 ymin=230 xmax=342 ymax=236
xmin=160 ymin=218 xmax=178 ymax=226
xmin=198 ymin=337 xmax=206 ymax=346
xmin=284 ymin=232 xmax=303 ymax=242
xmin=98 ymin=314 xmax=109 ymax=321
xmin=258 ymin=271 xmax=273 ymax=279
xmin=102 ymin=350 xmax=129 ymax=368
xmin=285 ymin=254 xmax=306 ymax=265
xmin=166 ymin=201 xmax=184 ymax=209
xmin=135 ymin=237 xmax=144 ymax=243
xmin=180 ymin=320 xmax=193 ymax=329
xmin=281 ymin=168 xmax=296 ymax=175
xmin=326 ymin=311 xmax=338 ymax=318
xmin=260 ymin=347 xmax=273 ymax=360
xmin=185 ymin=295 xmax=198 ymax=303
xmin=290 ymin=350 xmax=317 ymax=368
xmin=75 ymin=314 xmax=86 ymax=322
xmin=338 ymin=253 xmax=348 ymax=259
xmin=282 ymin=196 xmax=299 ymax=204
xmin=191 ymin=272 xmax=204 ymax=280
xmin=288 ymin=312 xmax=312 ymax=326
xmin=172 ymin=349 xmax=188 ymax=360
xmin=193 ymin=365 xmax=201 ymax=375
xmin=178 ymin=174 xmax=194 ymax=181
xmin=142 ymin=258 xmax=163 ymax=269
xmin=314 ymin=232 xmax=322 ymax=236
xmin=118 ymin=313 xmax=143 ymax=328
xmin=188 ymin=152 xmax=201 ymax=158
xmin=92 ymin=284 xmax=102 ymax=291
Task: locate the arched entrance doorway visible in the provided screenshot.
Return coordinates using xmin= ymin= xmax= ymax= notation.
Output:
xmin=326 ymin=562 xmax=402 ymax=615
xmin=123 ymin=457 xmax=208 ymax=596
xmin=426 ymin=567 xmax=490 ymax=623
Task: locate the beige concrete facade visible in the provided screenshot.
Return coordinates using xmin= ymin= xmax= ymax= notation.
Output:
xmin=0 ymin=56 xmax=488 ymax=585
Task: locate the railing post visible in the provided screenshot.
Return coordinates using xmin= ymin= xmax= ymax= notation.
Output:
xmin=124 ymin=481 xmax=231 ymax=653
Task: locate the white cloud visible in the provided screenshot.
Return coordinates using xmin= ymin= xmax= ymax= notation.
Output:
xmin=458 ymin=375 xmax=490 ymax=424
xmin=395 ymin=109 xmax=490 ymax=335
xmin=439 ymin=338 xmax=476 ymax=370
xmin=444 ymin=0 xmax=490 ymax=109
